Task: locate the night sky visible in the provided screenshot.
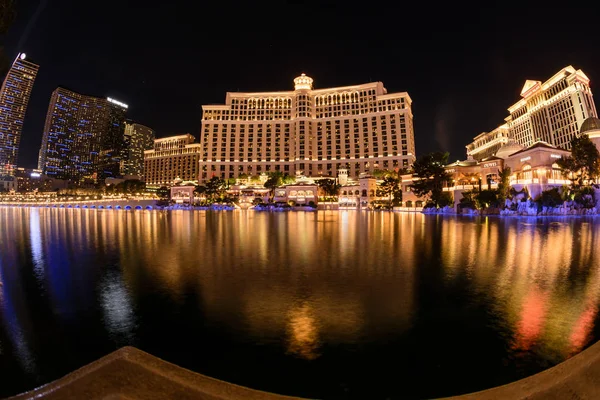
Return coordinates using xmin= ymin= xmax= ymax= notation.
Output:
xmin=4 ymin=0 xmax=600 ymax=169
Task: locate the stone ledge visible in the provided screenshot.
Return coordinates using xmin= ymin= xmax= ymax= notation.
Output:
xmin=444 ymin=339 xmax=600 ymax=399
xmin=8 ymin=346 xmax=303 ymax=400
xmin=9 ymin=340 xmax=600 ymax=399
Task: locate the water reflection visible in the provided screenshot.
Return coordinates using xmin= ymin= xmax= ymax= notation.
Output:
xmin=286 ymin=303 xmax=320 ymax=360
xmin=0 ymin=209 xmax=600 ymax=399
xmin=100 ymin=270 xmax=136 ymax=347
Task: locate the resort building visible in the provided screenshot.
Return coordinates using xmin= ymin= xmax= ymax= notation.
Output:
xmin=0 ymin=53 xmax=39 ymax=176
xmin=467 ymin=66 xmax=597 ymax=160
xmin=466 ymin=124 xmax=510 ymax=161
xmin=38 ymin=87 xmax=128 ymax=182
xmin=199 ymin=74 xmax=415 ymax=182
xmin=144 ymin=134 xmax=202 ymax=187
xmin=122 ymin=121 xmax=155 ymax=179
xmin=447 ymin=138 xmax=570 ymax=202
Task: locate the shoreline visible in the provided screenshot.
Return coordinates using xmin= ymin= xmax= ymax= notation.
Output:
xmin=2 ymin=203 xmax=600 ymax=218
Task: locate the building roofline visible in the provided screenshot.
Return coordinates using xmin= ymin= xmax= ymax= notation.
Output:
xmin=506 ymin=141 xmax=568 ymax=158
xmin=153 ymin=134 xmax=195 ymax=142
xmin=201 ymin=81 xmax=411 ymax=107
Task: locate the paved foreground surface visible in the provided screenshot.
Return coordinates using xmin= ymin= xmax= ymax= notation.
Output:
xmin=9 ymin=340 xmax=600 ymax=399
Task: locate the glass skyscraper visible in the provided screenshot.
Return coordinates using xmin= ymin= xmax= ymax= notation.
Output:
xmin=122 ymin=121 xmax=155 ymax=179
xmin=0 ymin=53 xmax=39 ymax=176
xmin=38 ymin=87 xmax=128 ymax=182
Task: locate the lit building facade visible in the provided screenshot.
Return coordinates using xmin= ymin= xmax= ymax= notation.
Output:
xmin=144 ymin=134 xmax=201 ymax=187
xmin=38 ymin=88 xmax=128 ymax=182
xmin=200 ymin=74 xmax=415 ymax=182
xmin=0 ymin=53 xmax=39 ymax=176
xmin=466 ymin=124 xmax=509 ymax=161
xmin=467 ymin=66 xmax=597 ymax=160
xmin=97 ymin=98 xmax=128 ymax=181
xmin=122 ymin=121 xmax=155 ymax=179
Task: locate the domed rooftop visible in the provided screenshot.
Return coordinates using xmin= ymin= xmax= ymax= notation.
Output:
xmin=294 ymin=73 xmax=313 ymax=90
xmin=580 ymin=117 xmax=600 ymax=134
xmin=495 ymin=140 xmax=524 ymax=159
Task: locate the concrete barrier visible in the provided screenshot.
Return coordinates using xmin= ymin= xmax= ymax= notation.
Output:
xmin=8 ymin=340 xmax=600 ymax=400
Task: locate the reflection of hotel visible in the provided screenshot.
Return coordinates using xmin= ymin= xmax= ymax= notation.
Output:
xmin=467 ymin=66 xmax=597 ymax=160
xmin=200 ymin=74 xmax=415 ymax=182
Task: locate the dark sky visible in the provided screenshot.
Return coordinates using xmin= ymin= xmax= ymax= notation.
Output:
xmin=4 ymin=0 xmax=600 ymax=169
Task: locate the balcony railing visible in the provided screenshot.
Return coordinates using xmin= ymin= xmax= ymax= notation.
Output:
xmin=509 ymin=178 xmax=539 ymax=185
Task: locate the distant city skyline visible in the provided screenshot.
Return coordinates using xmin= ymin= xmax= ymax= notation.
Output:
xmin=4 ymin=1 xmax=600 ymax=170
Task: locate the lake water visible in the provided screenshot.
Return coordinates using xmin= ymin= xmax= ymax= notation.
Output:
xmin=0 ymin=208 xmax=599 ymax=399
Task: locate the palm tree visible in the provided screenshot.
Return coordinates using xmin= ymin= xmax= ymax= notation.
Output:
xmin=317 ymin=178 xmax=340 ymax=199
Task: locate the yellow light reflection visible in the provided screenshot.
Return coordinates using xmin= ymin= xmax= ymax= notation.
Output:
xmin=286 ymin=303 xmax=320 ymax=360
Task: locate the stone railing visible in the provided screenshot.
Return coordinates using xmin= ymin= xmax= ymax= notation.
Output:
xmin=9 ymin=340 xmax=600 ymax=399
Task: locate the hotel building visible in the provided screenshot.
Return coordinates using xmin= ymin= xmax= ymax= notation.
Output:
xmin=122 ymin=121 xmax=155 ymax=179
xmin=467 ymin=66 xmax=597 ymax=160
xmin=38 ymin=87 xmax=128 ymax=182
xmin=144 ymin=134 xmax=202 ymax=187
xmin=199 ymin=74 xmax=415 ymax=182
xmin=0 ymin=53 xmax=39 ymax=176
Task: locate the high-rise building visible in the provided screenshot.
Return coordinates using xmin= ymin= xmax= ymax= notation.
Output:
xmin=122 ymin=121 xmax=155 ymax=179
xmin=0 ymin=53 xmax=39 ymax=176
xmin=467 ymin=66 xmax=597 ymax=160
xmin=199 ymin=74 xmax=415 ymax=182
xmin=38 ymin=88 xmax=128 ymax=181
xmin=144 ymin=134 xmax=201 ymax=187
xmin=97 ymin=97 xmax=128 ymax=181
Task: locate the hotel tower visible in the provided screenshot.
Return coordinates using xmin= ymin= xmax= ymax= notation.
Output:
xmin=38 ymin=87 xmax=128 ymax=181
xmin=467 ymin=66 xmax=597 ymax=160
xmin=122 ymin=121 xmax=155 ymax=179
xmin=199 ymin=74 xmax=415 ymax=182
xmin=0 ymin=53 xmax=39 ymax=176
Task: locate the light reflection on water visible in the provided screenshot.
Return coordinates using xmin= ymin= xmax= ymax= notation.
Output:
xmin=0 ymin=208 xmax=599 ymax=399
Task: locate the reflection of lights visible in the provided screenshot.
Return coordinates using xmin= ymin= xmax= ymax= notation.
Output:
xmin=0 ymin=248 xmax=37 ymax=374
xmin=286 ymin=303 xmax=320 ymax=360
xmin=101 ymin=271 xmax=136 ymax=346
xmin=569 ymin=303 xmax=597 ymax=354
xmin=29 ymin=209 xmax=44 ymax=278
xmin=513 ymin=287 xmax=548 ymax=351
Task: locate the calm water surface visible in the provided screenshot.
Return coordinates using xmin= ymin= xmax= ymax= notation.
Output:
xmin=1 ymin=208 xmax=600 ymax=399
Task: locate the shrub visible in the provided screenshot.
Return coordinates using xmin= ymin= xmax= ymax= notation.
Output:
xmin=459 ymin=191 xmax=476 ymax=209
xmin=574 ymin=189 xmax=595 ymax=209
xmin=438 ymin=192 xmax=453 ymax=207
xmin=308 ymin=201 xmax=317 ymax=208
xmin=537 ymin=188 xmax=563 ymax=208
xmin=475 ymin=189 xmax=499 ymax=209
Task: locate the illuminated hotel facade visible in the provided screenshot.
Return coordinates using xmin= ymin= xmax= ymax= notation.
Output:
xmin=0 ymin=53 xmax=39 ymax=176
xmin=467 ymin=66 xmax=597 ymax=160
xmin=38 ymin=88 xmax=128 ymax=182
xmin=144 ymin=134 xmax=201 ymax=187
xmin=199 ymin=74 xmax=415 ymax=182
